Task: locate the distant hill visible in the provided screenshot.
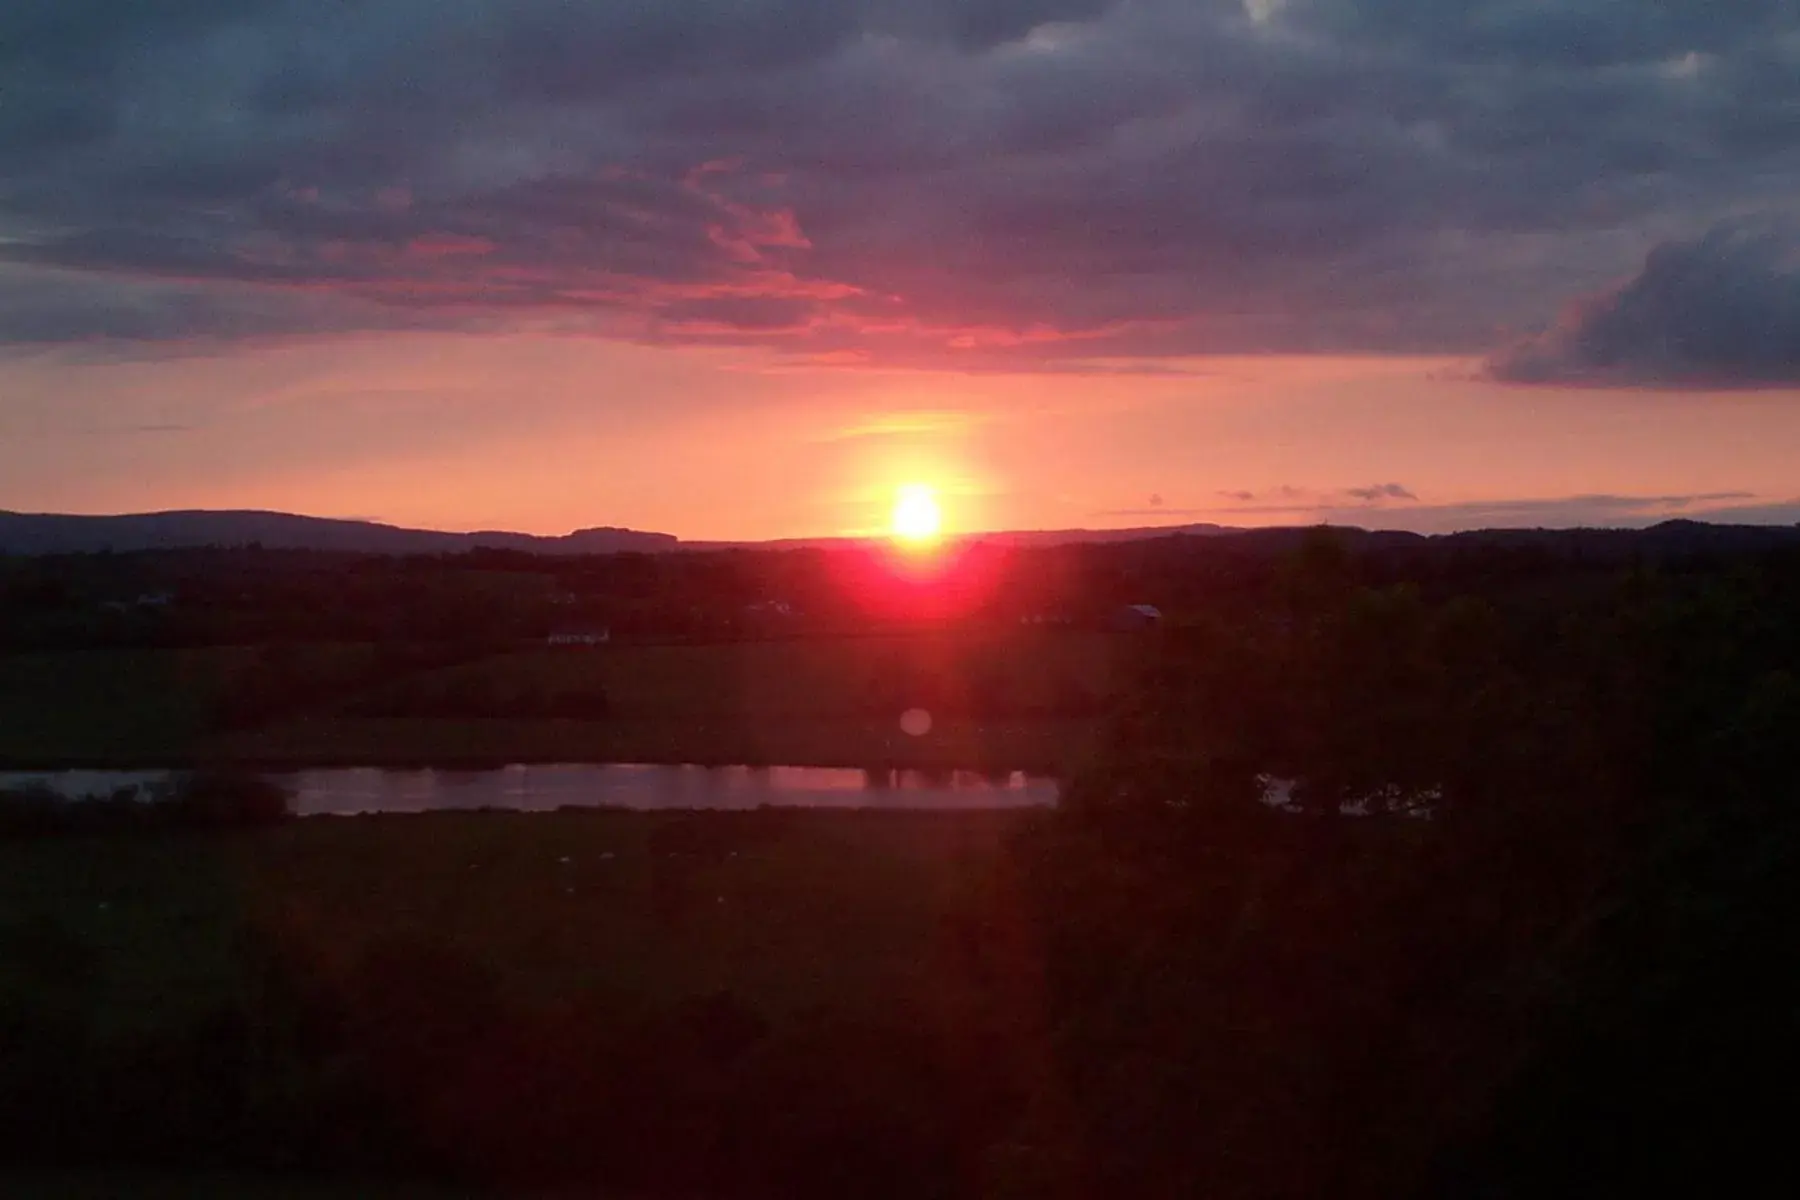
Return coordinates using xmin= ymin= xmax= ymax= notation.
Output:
xmin=1444 ymin=518 xmax=1800 ymax=556
xmin=0 ymin=510 xmax=679 ymax=556
xmin=684 ymin=522 xmax=1244 ymax=552
xmin=972 ymin=522 xmax=1238 ymax=547
xmin=1 ymin=508 xmax=1795 ymax=558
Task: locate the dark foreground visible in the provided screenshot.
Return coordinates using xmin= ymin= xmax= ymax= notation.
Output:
xmin=0 ymin=631 xmax=1121 ymax=772
xmin=5 ymin=533 xmax=1800 ymax=1198
xmin=1 ymin=1170 xmax=465 ymax=1199
xmin=1 ymin=808 xmax=1040 ymax=1198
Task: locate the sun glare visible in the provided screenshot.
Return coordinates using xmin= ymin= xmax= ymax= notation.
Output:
xmin=891 ymin=484 xmax=943 ymax=544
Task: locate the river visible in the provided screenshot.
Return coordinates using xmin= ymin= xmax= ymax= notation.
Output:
xmin=0 ymin=764 xmax=1059 ymax=815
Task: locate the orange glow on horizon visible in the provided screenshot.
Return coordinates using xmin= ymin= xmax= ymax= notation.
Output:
xmin=14 ymin=335 xmax=1799 ymax=545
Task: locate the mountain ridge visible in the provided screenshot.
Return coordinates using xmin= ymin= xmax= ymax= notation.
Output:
xmin=0 ymin=509 xmax=679 ymax=556
xmin=2 ymin=507 xmax=1797 ymax=557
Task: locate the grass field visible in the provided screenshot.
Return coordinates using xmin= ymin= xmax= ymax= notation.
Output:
xmin=0 ymin=808 xmax=1033 ymax=1034
xmin=203 ymin=714 xmax=1097 ymax=772
xmin=0 ymin=630 xmax=1128 ymax=770
xmin=0 ymin=647 xmax=241 ymax=761
xmin=381 ymin=630 xmax=1122 ymax=719
xmin=0 ymin=807 xmax=1044 ymax=1193
xmin=0 ymin=1171 xmax=472 ymax=1199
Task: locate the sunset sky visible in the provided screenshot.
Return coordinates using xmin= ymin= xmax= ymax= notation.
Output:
xmin=4 ymin=1 xmax=1799 ymax=540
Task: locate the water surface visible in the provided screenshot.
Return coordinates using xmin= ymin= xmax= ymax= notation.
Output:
xmin=1 ymin=764 xmax=1058 ymax=816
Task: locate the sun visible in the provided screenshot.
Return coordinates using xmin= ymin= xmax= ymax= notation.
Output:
xmin=890 ymin=484 xmax=942 ymax=544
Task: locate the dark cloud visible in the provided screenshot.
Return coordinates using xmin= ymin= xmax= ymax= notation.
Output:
xmin=1691 ymin=498 xmax=1800 ymax=525
xmin=1206 ymin=490 xmax=1785 ymax=532
xmin=1490 ymin=221 xmax=1800 ymax=386
xmin=653 ymin=295 xmax=820 ymax=334
xmin=1345 ymin=483 xmax=1419 ymax=502
xmin=1318 ymin=492 xmax=1788 ymax=532
xmin=1 ymin=0 xmax=1798 ymax=362
xmin=0 ymin=1 xmax=274 ymax=67
xmin=1095 ymin=489 xmax=1795 ymax=531
xmin=0 ymin=265 xmax=465 ymax=359
xmin=1288 ymin=0 xmax=1792 ymax=68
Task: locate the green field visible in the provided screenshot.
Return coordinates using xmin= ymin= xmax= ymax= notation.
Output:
xmin=0 ymin=630 xmax=1126 ymax=770
xmin=0 ymin=647 xmax=246 ymax=762
xmin=0 ymin=808 xmax=1031 ymax=1035
xmin=0 ymin=808 xmax=1040 ymax=1191
xmin=0 ymin=1172 xmax=472 ymax=1199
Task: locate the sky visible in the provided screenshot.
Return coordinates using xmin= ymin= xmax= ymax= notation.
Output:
xmin=3 ymin=0 xmax=1799 ymax=540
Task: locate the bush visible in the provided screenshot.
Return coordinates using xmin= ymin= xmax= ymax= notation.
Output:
xmin=0 ymin=773 xmax=289 ymax=838
xmin=165 ymin=772 xmax=291 ymax=828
